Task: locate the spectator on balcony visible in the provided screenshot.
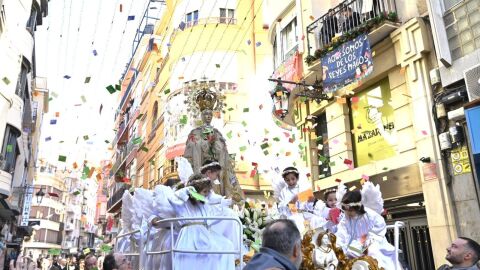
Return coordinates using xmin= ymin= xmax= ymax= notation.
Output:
xmin=320 ymin=9 xmax=339 ymax=45
xmin=341 ymin=6 xmax=361 ymax=32
xmin=438 ymin=237 xmax=480 ymax=270
xmin=361 ymin=0 xmax=381 ymax=20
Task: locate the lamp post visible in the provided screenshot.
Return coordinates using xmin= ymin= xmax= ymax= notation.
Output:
xmin=35 ymin=187 xmax=45 ymax=204
xmin=268 ymin=78 xmax=333 ymax=114
xmin=270 ymin=78 xmax=290 ymax=119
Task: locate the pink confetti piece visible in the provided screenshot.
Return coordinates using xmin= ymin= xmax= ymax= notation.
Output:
xmin=361 ymin=174 xmax=370 ymax=181
xmin=421 ymin=130 xmax=428 ymax=135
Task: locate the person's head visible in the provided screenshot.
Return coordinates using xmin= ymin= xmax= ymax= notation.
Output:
xmin=200 ymin=160 xmax=222 ymax=180
xmin=85 ymin=254 xmax=98 ymax=270
xmin=327 ymin=8 xmax=334 ymax=16
xmin=446 ymin=237 xmax=480 ymax=267
xmin=164 ymin=178 xmax=180 ymax=187
xmin=324 ymin=189 xmax=337 ymax=208
xmin=103 ymin=254 xmax=116 ymax=270
xmin=114 ymin=253 xmax=131 ymax=270
xmin=201 ymin=109 xmax=213 ymax=125
xmin=72 ymin=256 xmax=77 ymax=263
xmin=341 ymin=190 xmax=365 ymax=218
xmin=282 ymin=167 xmax=299 ymax=188
xmin=59 ymin=258 xmax=67 ymax=267
xmin=187 ymin=173 xmax=212 ymax=197
xmin=262 ymin=219 xmax=302 ymax=269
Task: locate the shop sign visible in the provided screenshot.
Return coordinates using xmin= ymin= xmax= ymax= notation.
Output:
xmin=165 ymin=143 xmax=186 ymax=159
xmin=272 ymin=52 xmax=303 ymax=91
xmin=321 ymin=34 xmax=373 ymax=93
xmin=451 ymin=146 xmax=471 ymax=175
xmin=351 ymin=79 xmax=396 ymax=166
xmin=20 ymin=185 xmax=34 ymax=226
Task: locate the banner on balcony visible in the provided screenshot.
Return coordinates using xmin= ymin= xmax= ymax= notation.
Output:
xmin=321 ymin=34 xmax=373 ymax=93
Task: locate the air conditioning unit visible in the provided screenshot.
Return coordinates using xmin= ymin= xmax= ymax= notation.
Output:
xmin=464 ymin=64 xmax=480 ymax=101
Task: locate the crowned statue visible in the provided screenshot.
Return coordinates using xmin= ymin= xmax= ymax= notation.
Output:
xmin=183 ymin=82 xmax=244 ymax=202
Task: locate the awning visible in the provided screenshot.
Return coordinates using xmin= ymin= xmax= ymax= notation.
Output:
xmin=165 ymin=143 xmax=186 ymax=159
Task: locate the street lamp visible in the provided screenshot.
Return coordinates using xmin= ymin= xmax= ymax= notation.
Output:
xmin=35 ymin=187 xmax=45 ymax=204
xmin=270 ymin=78 xmax=290 ymax=119
xmin=268 ymin=77 xmax=333 ymax=111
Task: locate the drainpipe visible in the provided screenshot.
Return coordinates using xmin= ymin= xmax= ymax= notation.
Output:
xmin=251 ymin=0 xmax=257 ymax=74
xmin=295 ymin=0 xmax=304 ymax=54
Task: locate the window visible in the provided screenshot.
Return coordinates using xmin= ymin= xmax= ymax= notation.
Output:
xmin=138 ymin=166 xmax=144 ymax=188
xmin=26 ymin=7 xmax=37 ymax=31
xmin=273 ymin=36 xmax=282 ymax=68
xmin=314 ymin=113 xmax=331 ymax=179
xmin=443 ymin=0 xmax=462 ymax=11
xmin=350 ymin=78 xmax=396 ymax=167
xmin=220 ymin=8 xmax=235 ymax=23
xmin=34 ymin=228 xmax=46 ymax=242
xmin=281 ymin=18 xmax=298 ymax=60
xmin=151 ymin=101 xmax=159 ymax=130
xmin=16 ymin=62 xmax=28 ymax=100
xmin=0 ymin=125 xmax=21 ymax=175
xmin=0 ymin=4 xmax=6 ymax=36
xmin=158 ymin=165 xmax=164 ymax=180
xmin=186 ymin=10 xmax=199 ymax=27
xmin=148 ymin=160 xmax=156 ymax=188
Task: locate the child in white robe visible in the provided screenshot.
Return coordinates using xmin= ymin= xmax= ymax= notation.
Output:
xmin=168 ymin=173 xmax=235 ymax=270
xmin=200 ymin=160 xmax=242 ymax=250
xmin=336 ymin=189 xmax=402 ymax=269
xmin=317 ymin=189 xmax=341 ymax=233
xmin=278 ymin=167 xmax=315 ymax=233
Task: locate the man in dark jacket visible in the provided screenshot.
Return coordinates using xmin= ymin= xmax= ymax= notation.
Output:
xmin=243 ymin=219 xmax=302 ymax=270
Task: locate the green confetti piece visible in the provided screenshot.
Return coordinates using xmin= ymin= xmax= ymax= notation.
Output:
xmin=226 ymin=131 xmax=233 ymax=139
xmin=243 ymin=108 xmax=249 ymax=112
xmin=241 ymin=121 xmax=247 ymax=127
xmin=263 ymin=150 xmax=269 ymax=155
xmin=239 ymin=146 xmax=247 ymax=152
xmin=260 ymin=143 xmax=269 ymax=150
xmin=368 ymin=153 xmax=373 ymax=159
xmin=6 ymin=144 xmax=13 ymax=153
xmin=264 ymin=128 xmax=269 ymax=135
xmin=83 ymin=135 xmax=89 ymax=140
xmin=105 ymin=140 xmax=110 ymax=143
xmin=316 ymin=136 xmax=323 ymax=142
xmin=100 ymin=244 xmax=112 ymax=253
xmin=227 ymin=107 xmax=234 ymax=111
xmin=51 ymin=92 xmax=58 ymax=98
xmin=81 ymin=95 xmax=86 ymax=103
xmin=48 ymin=97 xmax=53 ymax=102
xmin=132 ymin=137 xmax=142 ymax=145
xmin=59 ymin=140 xmax=64 ymax=143
xmin=215 ymin=64 xmax=220 ymax=68
xmin=58 ymin=155 xmax=67 ymax=162
xmin=115 ymin=84 xmax=121 ymax=91
xmin=273 ymin=137 xmax=280 ymax=142
xmin=180 ymin=115 xmax=188 ymax=125
xmin=140 ymin=146 xmax=149 ymax=152
xmin=84 ymin=77 xmax=91 ymax=83
xmin=383 ymin=167 xmax=388 ymax=171
xmin=303 ymin=155 xmax=307 ymax=161
xmin=106 ymin=85 xmax=116 ymax=94
xmin=2 ymin=77 xmax=10 ymax=85
xmin=136 ymin=113 xmax=144 ymax=120
xmin=83 ymin=166 xmax=90 ymax=176
xmin=329 ymin=161 xmax=336 ymax=166
xmin=189 ymin=190 xmax=206 ymax=202
xmin=293 ymin=162 xmax=297 ymax=167
xmin=73 ymin=190 xmax=81 ymax=196
xmin=164 ymin=88 xmax=171 ymax=95
xmin=318 ymin=155 xmax=328 ymax=163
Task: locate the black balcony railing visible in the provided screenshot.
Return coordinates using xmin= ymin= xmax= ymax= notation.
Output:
xmin=107 ymin=184 xmax=131 ymax=212
xmin=306 ymin=0 xmax=397 ymax=56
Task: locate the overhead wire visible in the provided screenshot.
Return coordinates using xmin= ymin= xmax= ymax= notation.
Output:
xmin=177 ymin=0 xmax=223 ymax=79
xmin=187 ymin=0 xmax=244 ymax=79
xmin=202 ymin=0 xmax=257 ymax=76
xmin=214 ymin=0 xmax=265 ymax=79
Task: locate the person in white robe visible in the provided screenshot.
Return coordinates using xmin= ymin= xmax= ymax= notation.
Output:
xmin=336 ymin=182 xmax=403 ymax=269
xmin=167 ymin=173 xmax=235 ymax=270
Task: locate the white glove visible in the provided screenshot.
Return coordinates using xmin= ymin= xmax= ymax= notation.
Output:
xmin=221 ymin=198 xmax=233 ymax=207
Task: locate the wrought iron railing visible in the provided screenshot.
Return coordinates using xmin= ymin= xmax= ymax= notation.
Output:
xmin=107 ymin=184 xmax=131 ymax=211
xmin=306 ymin=0 xmax=397 ymax=56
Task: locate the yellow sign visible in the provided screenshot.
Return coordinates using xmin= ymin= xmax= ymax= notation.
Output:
xmin=451 ymin=146 xmax=471 ymax=175
xmin=351 ymin=79 xmax=397 ymax=166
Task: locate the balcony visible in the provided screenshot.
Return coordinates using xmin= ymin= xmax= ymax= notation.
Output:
xmin=147 ymin=116 xmax=163 ymax=143
xmin=107 ymin=184 xmax=131 ymax=213
xmin=305 ymin=0 xmax=398 ymax=66
xmin=65 ymin=223 xmax=75 ymax=232
xmin=182 ymin=17 xmax=237 ymax=29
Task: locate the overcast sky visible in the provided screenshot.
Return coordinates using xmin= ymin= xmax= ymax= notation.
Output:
xmin=35 ymin=0 xmax=164 ymax=167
